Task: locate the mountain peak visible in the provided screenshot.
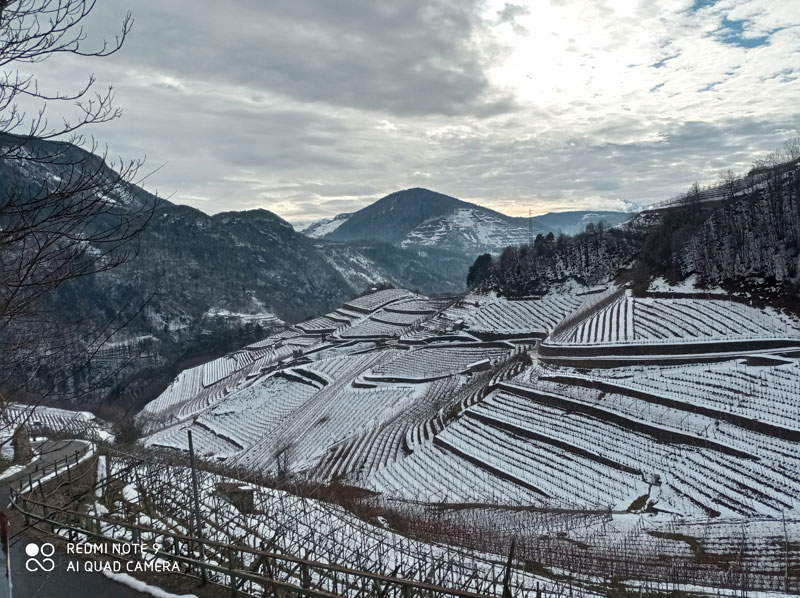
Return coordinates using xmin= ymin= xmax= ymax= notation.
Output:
xmin=316 ymin=187 xmax=631 ymax=254
xmin=325 ymin=188 xmax=472 ymax=245
xmin=215 ymin=208 xmax=294 ymax=229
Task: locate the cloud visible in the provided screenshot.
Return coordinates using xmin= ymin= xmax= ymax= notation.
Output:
xmin=8 ymin=0 xmax=800 ymax=224
xmin=88 ymin=0 xmax=514 ymax=118
xmin=496 ymin=3 xmax=531 ymax=34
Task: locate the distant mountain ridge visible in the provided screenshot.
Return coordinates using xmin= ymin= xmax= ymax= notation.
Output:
xmin=303 ymin=188 xmax=631 ymax=254
xmin=1 ymin=133 xmax=630 ymax=407
xmin=301 ymin=212 xmax=352 ymax=238
xmin=0 ymin=139 xmax=469 ymax=405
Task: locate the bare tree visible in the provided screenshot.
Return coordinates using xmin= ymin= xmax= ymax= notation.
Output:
xmin=783 ymin=135 xmax=800 ymax=162
xmin=0 ymin=2 xmax=156 ymax=442
xmin=719 ymin=169 xmax=740 ymax=201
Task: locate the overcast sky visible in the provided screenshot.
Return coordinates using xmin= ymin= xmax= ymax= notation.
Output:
xmin=19 ymin=0 xmax=800 ymax=225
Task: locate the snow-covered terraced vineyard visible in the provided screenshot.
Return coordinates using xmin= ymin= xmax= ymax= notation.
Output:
xmin=86 ymin=455 xmax=580 ymax=598
xmin=364 ymin=346 xmax=510 ymax=382
xmin=457 ymin=293 xmax=584 ymax=337
xmin=560 ymin=359 xmax=800 ymax=432
xmin=135 ymin=285 xmax=800 ymax=593
xmin=2 ymin=402 xmax=107 ymax=439
xmin=553 ymin=292 xmax=800 ymax=345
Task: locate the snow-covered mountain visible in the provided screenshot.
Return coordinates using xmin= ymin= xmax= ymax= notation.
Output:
xmin=400 ymin=208 xmax=532 ymax=253
xmin=306 ymin=188 xmax=631 ymax=255
xmin=301 ymin=212 xmax=352 ymax=238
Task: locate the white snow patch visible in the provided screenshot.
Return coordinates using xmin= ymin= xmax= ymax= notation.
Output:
xmin=101 ymin=571 xmax=198 ymax=598
xmin=96 ymin=455 xmax=107 ymax=498
xmin=302 ymin=215 xmax=350 ymax=238
xmin=648 ymin=275 xmax=701 ymax=293
xmin=0 ymin=464 xmax=24 ymax=481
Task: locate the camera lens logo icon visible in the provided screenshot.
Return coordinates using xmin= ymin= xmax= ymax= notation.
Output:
xmin=24 ymin=542 xmax=56 ymax=572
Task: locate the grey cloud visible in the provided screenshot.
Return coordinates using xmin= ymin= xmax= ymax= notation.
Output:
xmin=496 ymin=3 xmax=530 ymax=34
xmin=11 ymin=0 xmax=800 ymax=224
xmin=414 ymin=115 xmax=800 ymax=213
xmin=91 ymin=0 xmax=514 ymax=118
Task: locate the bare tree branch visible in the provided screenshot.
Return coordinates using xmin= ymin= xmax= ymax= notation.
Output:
xmin=0 ymin=1 xmax=156 ymax=448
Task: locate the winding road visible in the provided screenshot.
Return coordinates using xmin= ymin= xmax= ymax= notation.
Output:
xmin=0 ymin=440 xmax=150 ymax=597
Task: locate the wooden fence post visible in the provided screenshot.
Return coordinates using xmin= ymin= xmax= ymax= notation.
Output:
xmin=228 ymin=547 xmax=237 ymax=595
xmin=187 ymin=431 xmax=207 ymax=584
xmin=503 ymin=537 xmax=516 ymax=598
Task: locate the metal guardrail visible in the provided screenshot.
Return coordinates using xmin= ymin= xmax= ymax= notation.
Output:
xmin=10 ymin=492 xmax=506 ymax=598
xmin=11 ymin=448 xmax=89 ymax=496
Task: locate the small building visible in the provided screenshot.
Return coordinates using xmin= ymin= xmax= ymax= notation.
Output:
xmin=216 ymin=482 xmax=255 ymax=513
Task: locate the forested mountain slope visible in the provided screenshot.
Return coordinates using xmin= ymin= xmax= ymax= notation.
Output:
xmin=483 ymin=155 xmax=800 ymax=307
xmin=0 ymin=135 xmax=461 ymax=407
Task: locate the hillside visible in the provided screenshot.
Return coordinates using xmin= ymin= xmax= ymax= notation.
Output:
xmin=137 ymin=283 xmax=800 ymax=594
xmin=10 ymin=139 xmax=800 ymax=594
xmin=0 ymin=134 xmax=634 ymax=407
xmin=314 ymin=241 xmax=470 ymax=295
xmin=680 ymin=160 xmax=800 ymax=294
xmin=314 ymin=187 xmax=630 ymax=255
xmin=0 ymin=135 xmax=468 ymax=406
xmin=125 ymin=151 xmax=800 ymax=594
xmin=483 ymin=156 xmax=800 ymax=306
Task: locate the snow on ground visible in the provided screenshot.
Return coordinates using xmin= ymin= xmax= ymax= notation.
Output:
xmin=301 ymin=213 xmax=350 ymax=238
xmin=551 ymin=293 xmax=800 ymax=345
xmin=0 ymin=464 xmax=24 ymax=481
xmin=97 ymin=456 xmax=598 ymax=598
xmin=133 ymin=286 xmax=800 ymax=594
xmin=400 ymin=208 xmax=533 ymax=251
xmin=204 ymin=307 xmax=284 ymax=325
xmin=647 ymin=274 xmax=702 ymax=293
xmin=102 ymin=571 xmax=198 ymax=598
xmin=2 ymin=402 xmax=106 ymax=440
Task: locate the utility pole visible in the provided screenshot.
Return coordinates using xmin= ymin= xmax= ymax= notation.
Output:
xmin=187 ymin=431 xmax=207 ymax=583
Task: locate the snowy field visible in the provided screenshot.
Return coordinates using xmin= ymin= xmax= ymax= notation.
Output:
xmin=552 ymin=292 xmax=800 ymax=345
xmin=134 ymin=286 xmax=800 ymax=593
xmin=2 ymin=402 xmax=107 ymax=440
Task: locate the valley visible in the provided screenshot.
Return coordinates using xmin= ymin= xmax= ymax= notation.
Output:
xmin=3 ymin=141 xmax=800 ymax=597
xmin=3 ymin=2 xmax=800 ymax=596
xmin=127 ymin=272 xmax=800 ymax=594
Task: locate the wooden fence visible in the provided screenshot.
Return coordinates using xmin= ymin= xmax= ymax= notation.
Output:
xmin=10 ymin=491 xmax=526 ymax=598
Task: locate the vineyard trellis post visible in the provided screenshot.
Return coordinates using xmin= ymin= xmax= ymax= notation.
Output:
xmin=502 ymin=537 xmax=516 ymax=598
xmin=187 ymin=430 xmax=207 ymax=583
xmin=0 ymin=512 xmax=9 ymax=598
xmin=782 ymin=510 xmax=789 ymax=594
